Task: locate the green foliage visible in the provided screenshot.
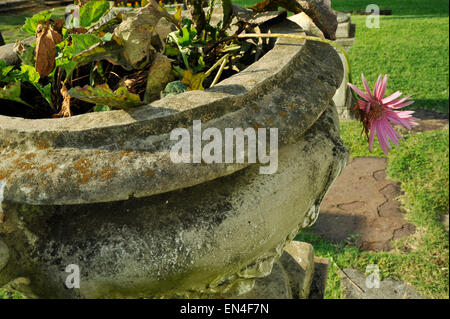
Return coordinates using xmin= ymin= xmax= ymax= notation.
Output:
xmin=168 ymin=20 xmax=203 ymax=70
xmin=22 ymin=10 xmax=53 ymax=35
xmin=93 ymin=104 xmax=112 ymax=112
xmin=340 ymin=121 xmax=386 ymax=157
xmin=0 ymin=288 xmax=26 ymax=299
xmin=69 ymin=34 xmax=104 ymax=56
xmin=0 ymin=82 xmax=30 ymax=106
xmin=387 ymin=130 xmax=449 ymax=227
xmin=0 ymin=60 xmax=15 ymax=82
xmin=0 ymin=61 xmax=52 ymax=106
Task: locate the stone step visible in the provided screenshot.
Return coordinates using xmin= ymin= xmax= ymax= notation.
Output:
xmin=0 ymin=0 xmax=30 ymax=8
xmin=43 ymin=0 xmax=73 ymax=6
xmin=0 ymin=2 xmax=37 ymax=14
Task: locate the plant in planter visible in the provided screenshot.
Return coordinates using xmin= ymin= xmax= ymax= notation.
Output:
xmin=0 ymin=0 xmax=340 ymax=118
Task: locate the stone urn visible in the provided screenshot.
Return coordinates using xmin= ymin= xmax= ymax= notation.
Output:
xmin=0 ymin=19 xmax=347 ymax=298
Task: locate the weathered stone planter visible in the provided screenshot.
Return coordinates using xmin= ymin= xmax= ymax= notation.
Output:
xmin=0 ymin=20 xmax=347 ymax=298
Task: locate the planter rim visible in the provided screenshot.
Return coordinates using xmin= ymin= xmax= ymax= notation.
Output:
xmin=0 ymin=19 xmax=344 ymax=206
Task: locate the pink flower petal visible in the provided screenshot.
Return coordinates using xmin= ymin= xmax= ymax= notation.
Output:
xmin=382 ymin=120 xmax=401 ymax=146
xmin=396 ymin=110 xmax=416 ymax=117
xmin=373 ymin=74 xmax=383 ymax=99
xmin=386 ymin=110 xmax=417 ymax=129
xmin=382 ymin=91 xmax=402 ymax=104
xmin=389 ymin=100 xmax=415 ymax=109
xmin=357 ymin=99 xmax=366 ymax=109
xmin=348 ymin=83 xmax=371 ymax=101
xmin=376 ymin=75 xmax=388 ymax=100
xmin=385 ymin=95 xmax=412 ymax=106
xmin=361 ymin=74 xmax=372 ymax=98
xmin=375 ymin=120 xmax=390 ymax=154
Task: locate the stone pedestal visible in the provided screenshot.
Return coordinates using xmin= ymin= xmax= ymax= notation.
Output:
xmin=236 ymin=241 xmax=322 ymax=299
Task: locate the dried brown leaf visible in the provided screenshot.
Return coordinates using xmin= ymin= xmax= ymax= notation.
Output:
xmin=144 ymin=53 xmax=174 ymax=102
xmin=35 ymin=22 xmax=63 ymax=78
xmin=55 ymin=82 xmax=72 ymax=118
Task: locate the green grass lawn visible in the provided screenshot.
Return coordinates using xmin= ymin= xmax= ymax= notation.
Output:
xmin=237 ymin=0 xmax=449 ymax=113
xmin=0 ymin=7 xmax=66 ymax=44
xmin=295 ymin=124 xmax=449 ymax=299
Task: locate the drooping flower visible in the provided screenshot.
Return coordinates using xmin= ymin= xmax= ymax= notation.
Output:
xmin=348 ymin=74 xmax=419 ymax=154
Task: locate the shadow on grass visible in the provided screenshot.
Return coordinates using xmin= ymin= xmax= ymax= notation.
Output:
xmin=407 ymin=99 xmax=449 ymax=115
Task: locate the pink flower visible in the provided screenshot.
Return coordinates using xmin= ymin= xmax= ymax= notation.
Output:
xmin=348 ymin=74 xmax=419 ymax=154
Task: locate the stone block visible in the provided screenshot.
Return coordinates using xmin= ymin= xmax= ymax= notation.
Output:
xmin=308 ymin=257 xmax=329 ymax=299
xmin=280 ymin=241 xmax=315 ymax=299
xmin=238 ymin=241 xmax=315 ymax=299
xmin=340 ymin=268 xmax=422 ymax=299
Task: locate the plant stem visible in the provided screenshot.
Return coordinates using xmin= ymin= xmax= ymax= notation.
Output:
xmin=210 ymin=54 xmax=228 ymax=87
xmin=237 ymin=33 xmax=359 ymax=101
xmin=205 ymin=53 xmax=229 ymax=77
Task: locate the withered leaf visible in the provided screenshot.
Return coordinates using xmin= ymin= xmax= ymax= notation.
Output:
xmin=55 ymin=82 xmax=72 ymax=118
xmin=182 ymin=70 xmax=207 ymax=91
xmin=232 ymin=4 xmax=287 ymax=26
xmin=68 ymin=83 xmax=143 ymax=109
xmin=35 ymin=21 xmax=63 ymax=78
xmin=144 ymin=53 xmax=174 ymax=103
xmin=75 ymin=0 xmax=176 ymax=70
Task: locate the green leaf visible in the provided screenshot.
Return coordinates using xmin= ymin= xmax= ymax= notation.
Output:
xmin=178 ymin=24 xmax=197 ymax=47
xmin=18 ymin=65 xmax=53 ymax=106
xmin=0 ymin=82 xmax=31 ymax=106
xmin=22 ymin=10 xmax=53 ymax=35
xmin=68 ymin=84 xmax=143 ymax=109
xmin=36 ymin=83 xmax=52 ymax=106
xmin=0 ymin=60 xmax=14 ymax=81
xmin=73 ymin=39 xmax=128 ymax=69
xmin=20 ymin=64 xmax=40 ymax=83
xmin=221 ymin=0 xmax=233 ymax=32
xmin=79 ymin=0 xmax=111 ymax=28
xmin=70 ymin=34 xmax=103 ymax=57
xmin=193 ymin=55 xmax=205 ymax=73
xmin=93 ymin=104 xmax=111 ymax=112
xmin=164 ymin=44 xmax=180 ymax=57
xmin=173 ymin=65 xmax=185 ymax=78
xmin=56 ymin=34 xmax=102 ymax=78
